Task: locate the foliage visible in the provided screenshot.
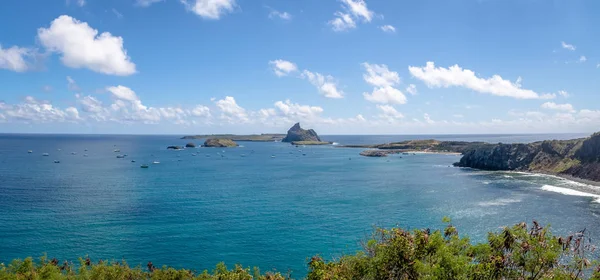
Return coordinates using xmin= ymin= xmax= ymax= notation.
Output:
xmin=307 ymin=219 xmax=599 ymax=280
xmin=2 ymin=220 xmax=600 ymax=279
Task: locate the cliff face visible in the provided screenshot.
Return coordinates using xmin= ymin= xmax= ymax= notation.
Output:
xmin=282 ymin=123 xmax=322 ymax=142
xmin=455 ymin=133 xmax=600 ymax=181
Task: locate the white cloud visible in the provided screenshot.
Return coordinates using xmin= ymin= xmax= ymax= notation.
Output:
xmin=377 ymin=105 xmax=404 ymax=120
xmin=409 ymin=61 xmax=553 ymax=99
xmin=136 ymin=0 xmax=163 ymax=7
xmin=406 ymin=84 xmax=417 ymax=95
xmin=112 ymin=8 xmax=123 ymax=19
xmin=423 ymin=113 xmax=434 ymax=124
xmin=340 ymin=0 xmax=373 ymax=22
xmin=77 ymin=0 xmax=85 ymax=6
xmin=181 ymin=0 xmax=236 ymax=19
xmin=67 ymin=76 xmax=80 ymax=91
xmin=301 ymin=70 xmax=344 ymax=98
xmin=0 ymin=44 xmax=36 ymax=72
xmin=363 ymin=86 xmax=407 ymax=104
xmin=328 ymin=0 xmax=374 ymax=31
xmin=557 ymin=90 xmax=569 ymax=97
xmin=561 ymin=41 xmax=576 ymax=51
xmin=541 ymin=102 xmax=575 ymax=112
xmin=1 ymin=96 xmax=81 ymax=123
xmin=328 ymin=12 xmax=356 ymax=31
xmin=191 ymin=105 xmax=211 ymax=117
xmin=106 ymin=85 xmax=139 ymax=102
xmin=380 ymin=25 xmax=396 ymax=33
xmin=362 ymin=63 xmax=400 ymax=87
xmin=579 ymin=56 xmax=587 ymax=63
xmin=362 ymin=63 xmax=406 ymax=104
xmin=215 ymin=96 xmax=248 ymax=123
xmin=38 ymin=15 xmax=136 ymax=76
xmin=269 ymin=10 xmax=291 ymax=20
xmin=269 ymin=59 xmax=298 ymax=77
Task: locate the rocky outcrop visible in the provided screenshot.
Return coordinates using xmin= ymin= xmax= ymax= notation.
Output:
xmin=360 ymin=150 xmax=402 ymax=157
xmin=167 ymin=145 xmax=183 ymax=150
xmin=454 ymin=133 xmax=600 ymax=182
xmin=282 ymin=123 xmax=321 ymax=143
xmin=202 ymin=138 xmax=238 ymax=147
xmin=185 ymin=142 xmax=196 ymax=148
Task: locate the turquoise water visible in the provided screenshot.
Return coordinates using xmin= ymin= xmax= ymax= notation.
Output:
xmin=0 ymin=133 xmax=598 ymax=276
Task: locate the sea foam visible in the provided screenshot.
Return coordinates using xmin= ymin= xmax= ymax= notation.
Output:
xmin=541 ymin=185 xmax=600 ymax=203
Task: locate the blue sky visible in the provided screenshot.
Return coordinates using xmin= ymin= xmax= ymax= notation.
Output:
xmin=0 ymin=0 xmax=599 ymax=134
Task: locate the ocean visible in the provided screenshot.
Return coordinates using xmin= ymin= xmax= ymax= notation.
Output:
xmin=0 ymin=133 xmax=598 ymax=276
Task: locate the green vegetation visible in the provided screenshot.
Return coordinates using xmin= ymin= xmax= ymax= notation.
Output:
xmin=3 ymin=219 xmax=600 ymax=279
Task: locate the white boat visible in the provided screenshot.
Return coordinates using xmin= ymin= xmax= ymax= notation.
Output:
xmin=114 ymin=149 xmax=120 ymax=153
xmin=153 ymin=161 xmax=160 ymax=164
xmin=140 ymin=164 xmax=149 ymax=168
xmin=116 ymin=155 xmax=125 ymax=158
xmin=271 ymin=155 xmax=276 ymax=158
xmin=28 ymin=150 xmax=33 ymax=153
xmin=42 ymin=153 xmax=49 ymax=156
xmin=71 ymin=152 xmax=77 ymax=155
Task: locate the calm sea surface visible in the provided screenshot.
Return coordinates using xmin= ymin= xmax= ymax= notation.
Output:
xmin=0 ymin=133 xmax=598 ymax=276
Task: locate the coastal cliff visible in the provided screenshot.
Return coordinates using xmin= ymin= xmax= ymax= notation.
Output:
xmin=455 ymin=132 xmax=600 ymax=181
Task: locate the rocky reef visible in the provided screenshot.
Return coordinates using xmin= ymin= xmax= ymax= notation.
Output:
xmin=167 ymin=145 xmax=183 ymax=150
xmin=202 ymin=138 xmax=238 ymax=148
xmin=282 ymin=123 xmax=323 ymax=143
xmin=185 ymin=142 xmax=196 ymax=148
xmin=455 ymin=132 xmax=600 ymax=182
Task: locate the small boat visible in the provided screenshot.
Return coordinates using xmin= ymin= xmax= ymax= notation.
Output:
xmin=123 ymin=154 xmax=128 ymax=157
xmin=42 ymin=153 xmax=49 ymax=156
xmin=140 ymin=164 xmax=149 ymax=168
xmin=28 ymin=150 xmax=33 ymax=153
xmin=84 ymin=149 xmax=88 ymax=152
xmin=54 ymin=160 xmax=60 ymax=163
xmin=271 ymin=155 xmax=276 ymax=158
xmin=83 ymin=154 xmax=88 ymax=157
xmin=114 ymin=149 xmax=120 ymax=153
xmin=153 ymin=161 xmax=160 ymax=164
xmin=71 ymin=152 xmax=77 ymax=155
xmin=131 ymin=160 xmax=136 ymax=163
xmin=302 ymin=153 xmax=306 ymax=156
xmin=116 ymin=155 xmax=125 ymax=158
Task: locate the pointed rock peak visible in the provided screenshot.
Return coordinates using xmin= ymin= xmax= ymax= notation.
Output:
xmin=282 ymin=122 xmax=321 ymax=142
xmin=289 ymin=122 xmax=301 ymax=131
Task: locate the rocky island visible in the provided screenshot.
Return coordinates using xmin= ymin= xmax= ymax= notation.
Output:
xmin=202 ymin=138 xmax=239 ymax=147
xmin=455 ymin=132 xmax=600 ymax=182
xmin=348 ymin=140 xmax=484 ymax=157
xmin=181 ymin=134 xmax=285 ymax=142
xmin=282 ymin=123 xmax=331 ymax=145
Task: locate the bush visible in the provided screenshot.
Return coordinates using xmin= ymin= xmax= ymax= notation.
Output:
xmin=1 ymin=219 xmax=599 ymax=279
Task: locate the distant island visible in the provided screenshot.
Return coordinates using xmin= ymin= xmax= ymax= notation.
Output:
xmin=346 ymin=140 xmax=483 ymax=156
xmin=181 ymin=134 xmax=285 ymax=142
xmin=202 ymin=138 xmax=239 ymax=147
xmin=181 ymin=123 xmax=331 ymax=145
xmin=282 ymin=123 xmax=331 ymax=145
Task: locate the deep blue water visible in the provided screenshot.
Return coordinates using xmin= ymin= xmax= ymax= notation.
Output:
xmin=0 ymin=133 xmax=599 ymax=276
